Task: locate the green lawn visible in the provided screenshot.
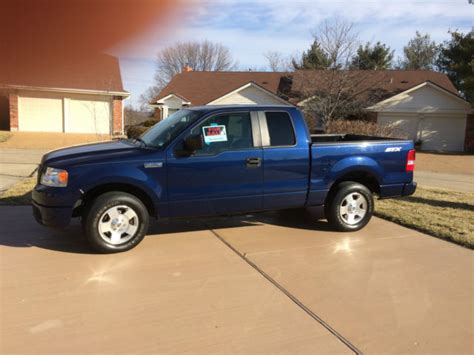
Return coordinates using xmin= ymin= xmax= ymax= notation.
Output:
xmin=376 ymin=187 xmax=474 ymax=249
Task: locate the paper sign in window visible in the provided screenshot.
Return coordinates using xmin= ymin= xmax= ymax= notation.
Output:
xmin=202 ymin=125 xmax=227 ymax=143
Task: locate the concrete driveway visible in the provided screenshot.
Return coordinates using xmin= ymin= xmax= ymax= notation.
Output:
xmin=415 ymin=171 xmax=474 ymax=192
xmin=1 ymin=207 xmax=472 ymax=354
xmin=0 ymin=148 xmax=46 ymax=191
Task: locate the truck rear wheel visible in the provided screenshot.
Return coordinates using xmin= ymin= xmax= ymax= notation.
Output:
xmin=83 ymin=192 xmax=149 ymax=253
xmin=326 ymin=182 xmax=374 ymax=232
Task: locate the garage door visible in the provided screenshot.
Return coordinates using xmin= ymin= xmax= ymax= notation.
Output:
xmin=378 ymin=113 xmax=466 ymax=152
xmin=378 ymin=113 xmax=419 ymax=141
xmin=67 ymin=95 xmax=111 ymax=134
xmin=421 ymin=115 xmax=466 ymax=152
xmin=18 ymin=93 xmax=63 ymax=132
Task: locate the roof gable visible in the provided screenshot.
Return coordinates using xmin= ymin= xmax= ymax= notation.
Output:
xmin=207 ymin=82 xmax=290 ymax=105
xmin=155 ymin=93 xmax=191 ymax=105
xmin=367 ymin=81 xmax=471 ymax=113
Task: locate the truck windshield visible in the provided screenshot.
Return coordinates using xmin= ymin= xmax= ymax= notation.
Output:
xmin=140 ymin=109 xmax=202 ymax=148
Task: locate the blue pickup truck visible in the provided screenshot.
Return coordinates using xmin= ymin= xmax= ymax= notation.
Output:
xmin=33 ymin=105 xmax=416 ymax=253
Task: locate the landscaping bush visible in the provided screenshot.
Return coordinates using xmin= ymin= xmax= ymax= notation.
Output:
xmin=126 ymin=117 xmax=161 ymax=139
xmin=142 ymin=119 xmax=160 ymax=127
xmin=126 ymin=125 xmax=149 ymax=139
xmin=124 ymin=109 xmax=152 ymax=127
xmin=325 ymin=119 xmax=406 ymax=138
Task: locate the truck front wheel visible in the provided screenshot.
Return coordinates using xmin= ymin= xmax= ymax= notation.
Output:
xmin=326 ymin=182 xmax=374 ymax=232
xmin=83 ymin=192 xmax=149 ymax=253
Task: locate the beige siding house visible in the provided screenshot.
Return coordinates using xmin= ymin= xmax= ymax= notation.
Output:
xmin=369 ymin=82 xmax=471 ymax=152
xmin=150 ymin=69 xmax=473 ymax=152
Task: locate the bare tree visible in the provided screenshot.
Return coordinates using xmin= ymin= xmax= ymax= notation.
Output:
xmin=138 ymin=86 xmax=161 ymax=112
xmin=295 ymin=70 xmax=390 ymax=131
xmin=153 ymin=40 xmax=236 ymax=88
xmin=124 ymin=105 xmax=152 ymax=127
xmin=293 ymin=17 xmax=390 ymax=131
xmin=263 ymin=51 xmax=292 ymax=72
xmin=312 ymin=17 xmax=358 ymax=69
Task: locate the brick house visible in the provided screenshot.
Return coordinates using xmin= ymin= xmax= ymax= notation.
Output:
xmin=0 ymin=54 xmax=128 ymax=135
xmin=150 ymin=69 xmax=473 ymax=152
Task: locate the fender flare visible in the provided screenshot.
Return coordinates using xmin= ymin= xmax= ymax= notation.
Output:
xmin=328 ymin=156 xmax=383 ymax=189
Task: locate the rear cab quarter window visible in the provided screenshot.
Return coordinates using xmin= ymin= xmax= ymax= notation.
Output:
xmin=264 ymin=111 xmax=296 ymax=147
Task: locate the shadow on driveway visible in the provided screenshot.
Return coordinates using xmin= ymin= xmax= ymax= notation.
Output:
xmin=0 ymin=206 xmax=332 ymax=255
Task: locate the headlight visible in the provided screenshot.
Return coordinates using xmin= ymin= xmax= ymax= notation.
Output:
xmin=40 ymin=167 xmax=69 ymax=187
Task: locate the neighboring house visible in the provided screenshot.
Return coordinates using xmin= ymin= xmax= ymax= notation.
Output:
xmin=150 ymin=69 xmax=473 ymax=152
xmin=0 ymin=54 xmax=129 ymax=135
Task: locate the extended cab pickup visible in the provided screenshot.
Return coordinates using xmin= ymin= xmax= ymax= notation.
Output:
xmin=33 ymin=105 xmax=416 ymax=253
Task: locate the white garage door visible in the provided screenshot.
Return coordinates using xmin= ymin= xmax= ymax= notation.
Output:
xmin=18 ymin=93 xmax=63 ymax=132
xmin=378 ymin=113 xmax=418 ymax=141
xmin=378 ymin=113 xmax=466 ymax=152
xmin=67 ymin=95 xmax=111 ymax=134
xmin=421 ymin=115 xmax=466 ymax=152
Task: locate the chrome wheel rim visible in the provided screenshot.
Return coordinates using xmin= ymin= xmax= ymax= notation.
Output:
xmin=98 ymin=205 xmax=139 ymax=245
xmin=339 ymin=192 xmax=367 ymax=225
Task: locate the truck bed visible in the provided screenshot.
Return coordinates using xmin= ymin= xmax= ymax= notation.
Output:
xmin=307 ymin=134 xmax=415 ymax=205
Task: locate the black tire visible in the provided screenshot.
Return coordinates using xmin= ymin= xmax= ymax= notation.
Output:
xmin=326 ymin=182 xmax=374 ymax=232
xmin=83 ymin=192 xmax=149 ymax=253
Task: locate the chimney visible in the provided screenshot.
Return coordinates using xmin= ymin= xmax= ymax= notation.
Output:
xmin=182 ymin=65 xmax=193 ymax=73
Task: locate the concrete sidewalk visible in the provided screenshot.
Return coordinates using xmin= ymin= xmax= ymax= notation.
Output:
xmin=0 ymin=148 xmax=46 ymax=191
xmin=415 ymin=170 xmax=474 ymax=192
xmin=0 ymin=132 xmax=111 ymax=191
xmin=0 ymin=131 xmax=111 ymax=150
xmin=1 ymin=206 xmax=472 ymax=354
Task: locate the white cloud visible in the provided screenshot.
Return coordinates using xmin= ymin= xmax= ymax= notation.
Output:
xmin=115 ymin=0 xmax=473 ymax=106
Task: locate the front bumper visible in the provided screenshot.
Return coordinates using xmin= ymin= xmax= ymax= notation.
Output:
xmin=32 ymin=201 xmax=72 ymax=228
xmin=32 ymin=184 xmax=78 ymax=228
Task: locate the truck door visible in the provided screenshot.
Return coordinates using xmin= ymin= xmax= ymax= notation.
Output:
xmin=166 ymin=111 xmax=263 ymax=217
xmin=259 ymin=110 xmax=311 ymax=209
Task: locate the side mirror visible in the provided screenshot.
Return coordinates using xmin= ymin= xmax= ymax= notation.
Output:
xmin=183 ymin=134 xmax=203 ymax=153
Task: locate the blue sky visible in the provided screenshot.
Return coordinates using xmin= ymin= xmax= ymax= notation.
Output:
xmin=112 ymin=0 xmax=474 ymax=107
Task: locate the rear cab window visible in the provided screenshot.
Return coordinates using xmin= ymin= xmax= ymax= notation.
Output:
xmin=264 ymin=111 xmax=296 ymax=146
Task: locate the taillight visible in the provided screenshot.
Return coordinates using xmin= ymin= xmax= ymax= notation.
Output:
xmin=406 ymin=149 xmax=416 ymax=172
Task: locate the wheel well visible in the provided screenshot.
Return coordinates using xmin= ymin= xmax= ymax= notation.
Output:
xmin=326 ymin=171 xmax=380 ymax=204
xmin=76 ymin=183 xmax=157 ymax=217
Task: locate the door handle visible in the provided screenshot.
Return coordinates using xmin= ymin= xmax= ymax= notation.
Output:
xmin=246 ymin=157 xmax=261 ymax=168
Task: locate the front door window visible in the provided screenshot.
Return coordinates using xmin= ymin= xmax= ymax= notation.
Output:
xmin=188 ymin=112 xmax=254 ymax=155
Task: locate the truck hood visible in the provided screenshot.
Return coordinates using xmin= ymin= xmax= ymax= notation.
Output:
xmin=42 ymin=140 xmax=150 ymax=167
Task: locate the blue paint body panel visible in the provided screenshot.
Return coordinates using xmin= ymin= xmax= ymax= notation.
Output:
xmin=31 ymin=105 xmax=416 ymax=228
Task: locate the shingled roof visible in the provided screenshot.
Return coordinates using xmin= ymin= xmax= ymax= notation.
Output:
xmin=152 ymin=70 xmax=458 ymax=105
xmin=0 ymin=53 xmax=127 ymax=94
